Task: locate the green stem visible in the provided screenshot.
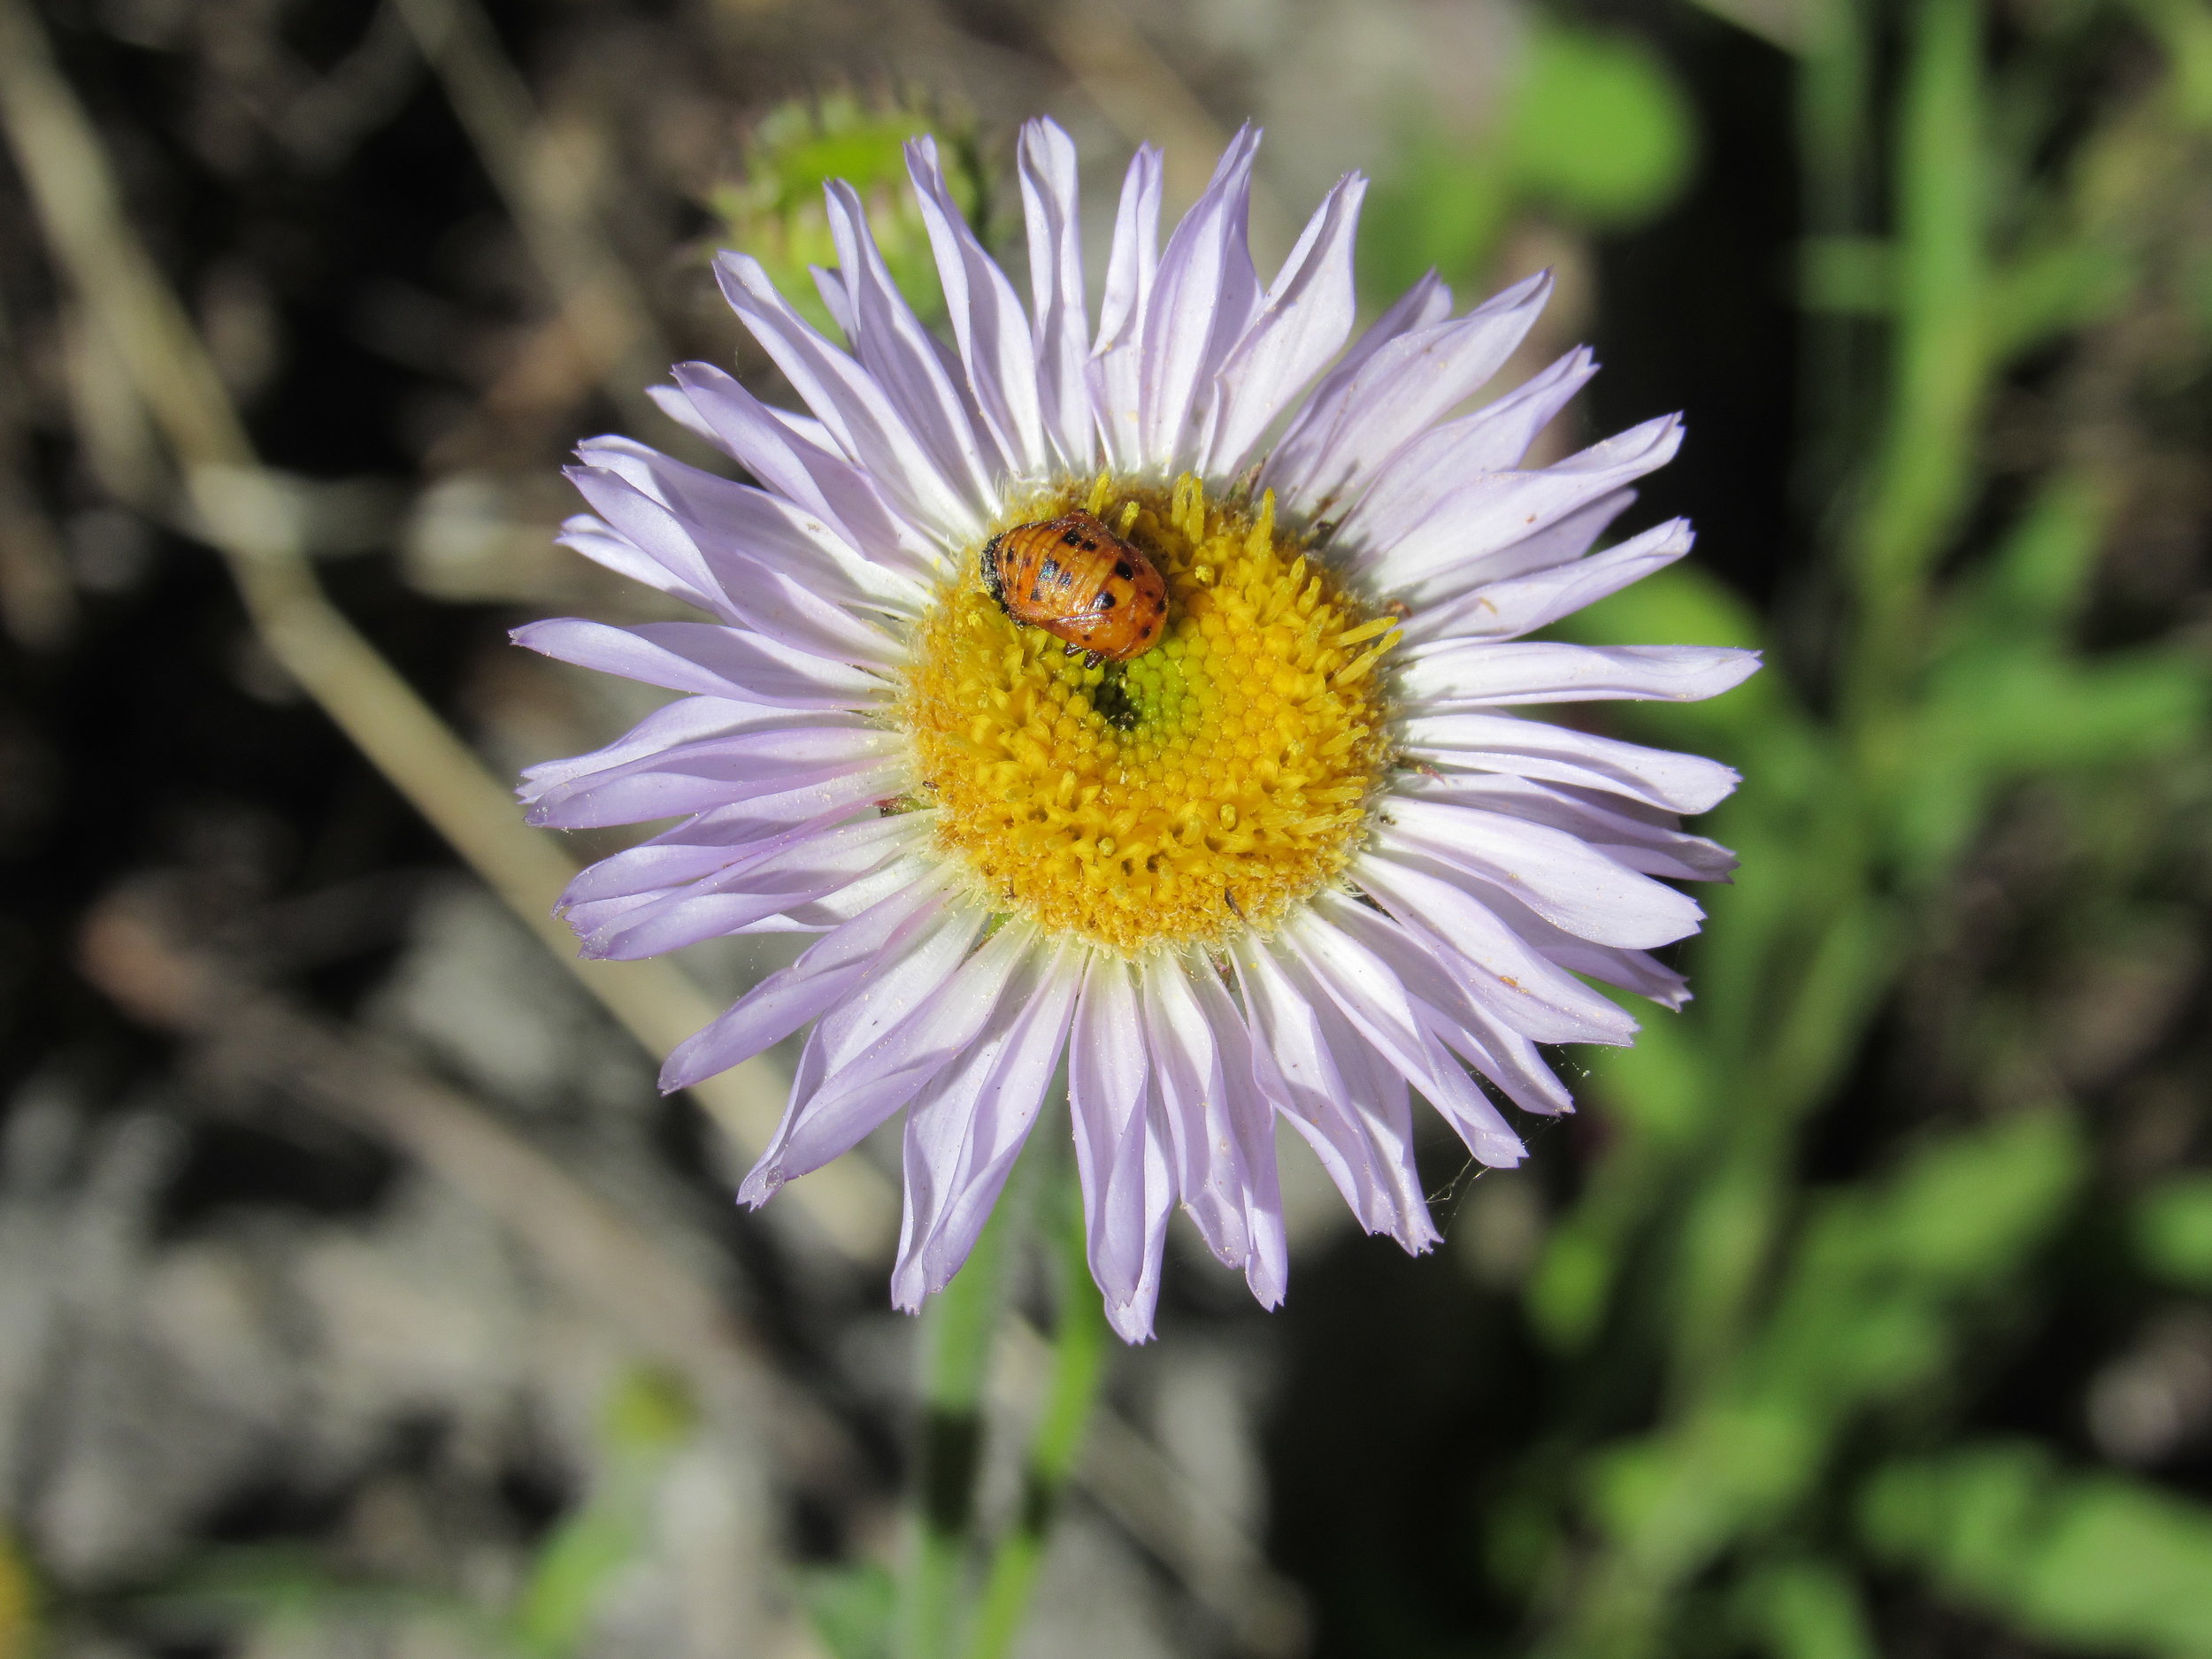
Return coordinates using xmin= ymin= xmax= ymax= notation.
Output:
xmin=1851 ymin=0 xmax=1987 ymax=706
xmin=1795 ymin=0 xmax=1875 ymax=513
xmin=962 ymin=1165 xmax=1110 ymax=1659
xmin=900 ymin=1202 xmax=1016 ymax=1659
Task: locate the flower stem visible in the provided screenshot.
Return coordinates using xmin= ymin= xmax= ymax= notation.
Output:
xmin=901 ymin=1201 xmax=1015 ymax=1659
xmin=962 ymin=1165 xmax=1110 ymax=1659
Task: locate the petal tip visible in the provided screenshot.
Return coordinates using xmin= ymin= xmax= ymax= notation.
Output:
xmin=736 ymin=1166 xmax=784 ymax=1208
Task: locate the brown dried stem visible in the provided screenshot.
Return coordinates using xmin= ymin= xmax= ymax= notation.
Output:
xmin=0 ymin=0 xmax=895 ymax=1264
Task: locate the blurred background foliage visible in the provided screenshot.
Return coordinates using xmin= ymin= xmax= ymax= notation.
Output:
xmin=0 ymin=0 xmax=2210 ymax=1656
xmin=1362 ymin=13 xmax=1698 ymax=301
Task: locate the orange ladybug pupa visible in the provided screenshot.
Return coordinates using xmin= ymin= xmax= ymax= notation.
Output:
xmin=980 ymin=510 xmax=1170 ymax=666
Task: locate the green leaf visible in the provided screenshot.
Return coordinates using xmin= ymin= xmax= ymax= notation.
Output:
xmin=1555 ymin=558 xmax=1766 ymax=653
xmin=1855 ymin=0 xmax=1987 ymax=605
xmin=1748 ymin=1111 xmax=2078 ymax=1445
xmin=1736 ymin=1559 xmax=1881 ymax=1659
xmin=1528 ymin=1213 xmax=1620 ymax=1353
xmin=1861 ymin=1443 xmax=2212 ymax=1658
xmin=511 ymin=1498 xmax=655 ymax=1659
xmin=1582 ymin=994 xmax=1713 ymax=1145
xmin=2129 ymin=0 xmax=2212 ymax=130
xmin=1986 ymin=240 xmax=2137 ymax=360
xmin=2135 ymin=1174 xmax=2212 ymax=1289
xmin=1507 ymin=19 xmax=1699 ymax=225
xmin=1833 ymin=1107 xmax=2082 ymax=1292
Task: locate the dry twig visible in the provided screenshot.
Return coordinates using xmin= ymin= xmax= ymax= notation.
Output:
xmin=389 ymin=0 xmax=678 ymax=437
xmin=0 ymin=0 xmax=897 ymax=1264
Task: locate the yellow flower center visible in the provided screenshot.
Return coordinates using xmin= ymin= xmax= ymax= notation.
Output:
xmin=896 ymin=473 xmax=1398 ymax=956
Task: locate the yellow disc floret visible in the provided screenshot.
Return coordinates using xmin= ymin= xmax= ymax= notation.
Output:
xmin=897 ymin=473 xmax=1398 ymax=956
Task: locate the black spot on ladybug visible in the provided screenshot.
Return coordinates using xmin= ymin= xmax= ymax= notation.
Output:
xmin=1113 ymin=559 xmax=1133 ymax=580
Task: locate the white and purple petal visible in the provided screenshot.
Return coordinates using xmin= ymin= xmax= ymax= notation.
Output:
xmin=1018 ymin=119 xmax=1096 ymax=475
xmin=513 ymin=119 xmax=1752 ymax=1340
xmin=1071 ymin=954 xmax=1174 ymax=1342
xmin=894 ymin=932 xmax=1084 ymax=1310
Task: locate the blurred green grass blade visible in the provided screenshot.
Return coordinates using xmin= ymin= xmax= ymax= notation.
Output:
xmin=1759 ymin=895 xmax=1900 ymax=1117
xmin=1855 ymin=0 xmax=1986 ymax=618
xmin=2134 ymin=1173 xmax=2212 ymax=1288
xmin=1861 ymin=1442 xmax=2212 ymax=1657
xmin=511 ymin=1492 xmax=656 ymax=1659
xmin=902 ymin=1201 xmax=1017 ymax=1659
xmin=138 ymin=1546 xmax=488 ymax=1649
xmin=1691 ymin=827 xmax=1862 ymax=1068
xmin=1799 ymin=0 xmax=1874 ymax=226
xmin=511 ymin=1368 xmax=695 ymax=1659
xmin=1529 ymin=946 xmax=1733 ymax=1356
xmin=803 ymin=1563 xmax=898 ymax=1659
xmin=1666 ymin=900 xmax=1898 ymax=1385
xmin=1528 ymin=1010 xmax=1716 ymax=1352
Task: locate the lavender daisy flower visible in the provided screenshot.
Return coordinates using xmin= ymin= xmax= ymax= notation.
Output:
xmin=515 ymin=120 xmax=1756 ymax=1342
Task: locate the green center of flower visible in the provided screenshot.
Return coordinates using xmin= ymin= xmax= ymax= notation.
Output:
xmin=896 ymin=474 xmax=1398 ymax=956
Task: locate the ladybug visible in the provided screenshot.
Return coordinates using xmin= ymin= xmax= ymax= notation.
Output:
xmin=980 ymin=509 xmax=1170 ymax=666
